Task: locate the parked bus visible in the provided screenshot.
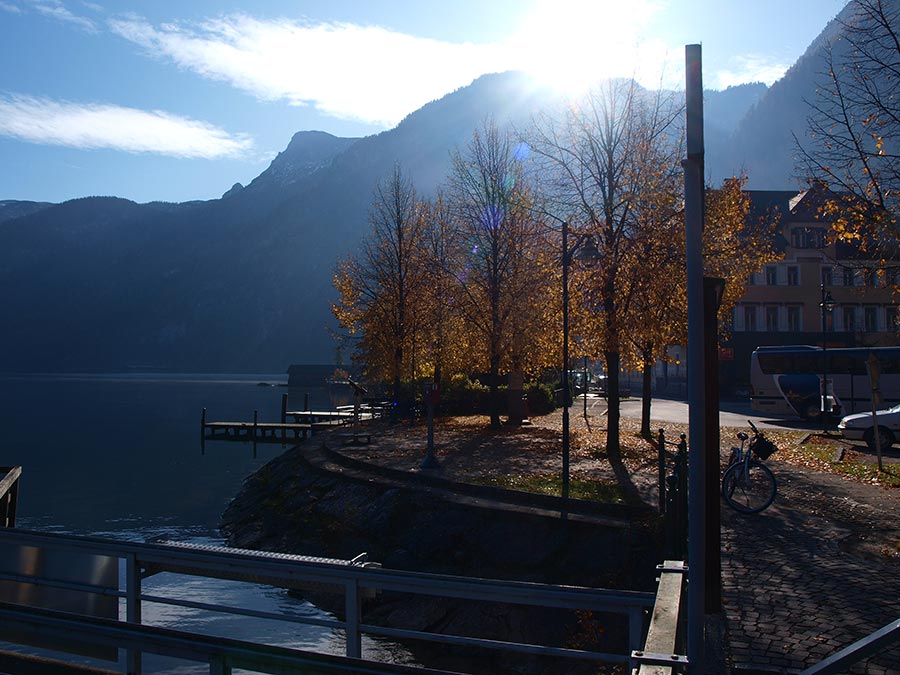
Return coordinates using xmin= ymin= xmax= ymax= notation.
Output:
xmin=750 ymin=345 xmax=900 ymax=419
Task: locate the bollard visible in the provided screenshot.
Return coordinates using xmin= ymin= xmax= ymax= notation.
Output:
xmin=657 ymin=428 xmax=666 ymax=514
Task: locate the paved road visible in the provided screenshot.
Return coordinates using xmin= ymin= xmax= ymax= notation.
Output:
xmin=582 ymin=394 xmax=816 ymax=432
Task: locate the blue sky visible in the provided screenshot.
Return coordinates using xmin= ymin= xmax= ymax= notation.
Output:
xmin=0 ymin=0 xmax=848 ymax=204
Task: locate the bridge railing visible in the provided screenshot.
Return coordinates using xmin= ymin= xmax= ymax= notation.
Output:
xmin=0 ymin=529 xmax=656 ymax=674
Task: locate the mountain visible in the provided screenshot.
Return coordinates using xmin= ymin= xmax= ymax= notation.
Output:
xmin=0 ymin=72 xmax=551 ymax=373
xmin=712 ymin=3 xmax=852 ymax=188
xmin=2 ymin=10 xmax=855 ymax=374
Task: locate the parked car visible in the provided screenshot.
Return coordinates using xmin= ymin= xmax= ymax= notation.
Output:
xmin=837 ymin=404 xmax=900 ymax=449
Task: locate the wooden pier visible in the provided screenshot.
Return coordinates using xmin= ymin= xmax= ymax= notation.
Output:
xmin=201 ymin=393 xmax=387 ymax=453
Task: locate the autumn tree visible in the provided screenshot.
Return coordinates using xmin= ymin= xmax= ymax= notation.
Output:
xmin=448 ymin=119 xmax=552 ymax=428
xmin=332 ymin=163 xmax=426 ymax=406
xmin=798 ymin=0 xmax=900 ymax=254
xmin=616 ymin=175 xmax=781 ymax=437
xmin=415 ymin=191 xmax=469 ymax=385
xmin=527 ymin=79 xmax=682 ymax=453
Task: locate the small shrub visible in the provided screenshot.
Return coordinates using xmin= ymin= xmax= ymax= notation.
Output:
xmin=524 ymin=382 xmax=556 ymax=415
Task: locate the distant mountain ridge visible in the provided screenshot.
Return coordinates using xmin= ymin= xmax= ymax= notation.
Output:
xmin=0 ymin=14 xmax=851 ymax=371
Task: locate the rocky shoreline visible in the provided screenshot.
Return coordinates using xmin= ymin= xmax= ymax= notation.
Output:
xmin=219 ymin=435 xmax=664 ymax=673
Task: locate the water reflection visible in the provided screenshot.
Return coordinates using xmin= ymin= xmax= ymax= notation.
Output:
xmin=0 ymin=373 xmax=414 ymax=673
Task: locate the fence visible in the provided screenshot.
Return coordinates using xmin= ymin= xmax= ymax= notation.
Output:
xmin=0 ymin=528 xmax=656 ymax=674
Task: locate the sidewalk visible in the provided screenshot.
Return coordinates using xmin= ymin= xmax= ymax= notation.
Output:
xmin=720 ymin=459 xmax=900 ymax=674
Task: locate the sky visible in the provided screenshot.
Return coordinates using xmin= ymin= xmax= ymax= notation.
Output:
xmin=0 ymin=0 xmax=849 ymax=204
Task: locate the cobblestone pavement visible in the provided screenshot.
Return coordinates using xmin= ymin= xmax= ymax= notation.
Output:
xmin=721 ymin=459 xmax=900 ymax=674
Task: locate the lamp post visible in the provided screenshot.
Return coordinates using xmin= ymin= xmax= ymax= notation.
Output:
xmin=561 ymin=220 xmax=599 ymax=502
xmin=820 ymin=284 xmax=836 ymax=433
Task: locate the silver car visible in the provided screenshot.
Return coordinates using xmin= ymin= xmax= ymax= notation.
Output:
xmin=838 ymin=404 xmax=900 ymax=449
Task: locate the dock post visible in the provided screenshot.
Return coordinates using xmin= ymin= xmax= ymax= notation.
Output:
xmin=253 ymin=410 xmax=258 ymax=459
xmin=303 ymin=392 xmax=309 ymax=411
xmin=281 ymin=393 xmax=288 ymax=446
xmin=200 ymin=408 xmax=207 ymax=455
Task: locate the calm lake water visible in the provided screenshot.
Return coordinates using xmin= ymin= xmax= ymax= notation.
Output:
xmin=0 ymin=373 xmax=413 ymax=673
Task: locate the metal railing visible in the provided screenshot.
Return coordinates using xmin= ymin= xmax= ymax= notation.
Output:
xmin=632 ymin=560 xmax=688 ymax=675
xmin=0 ymin=529 xmax=656 ymax=674
xmin=0 ymin=466 xmax=21 ymax=528
xmin=798 ymin=617 xmax=900 ymax=675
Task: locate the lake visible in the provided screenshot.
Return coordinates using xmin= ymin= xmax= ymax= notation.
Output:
xmin=0 ymin=373 xmax=414 ymax=673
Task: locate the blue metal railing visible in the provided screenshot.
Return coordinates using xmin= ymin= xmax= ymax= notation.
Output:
xmin=0 ymin=528 xmax=656 ymax=674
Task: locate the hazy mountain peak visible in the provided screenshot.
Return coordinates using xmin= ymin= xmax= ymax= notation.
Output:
xmin=250 ymin=130 xmax=359 ymax=190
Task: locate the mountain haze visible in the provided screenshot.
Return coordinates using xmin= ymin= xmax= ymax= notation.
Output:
xmin=1 ymin=11 xmax=853 ymax=373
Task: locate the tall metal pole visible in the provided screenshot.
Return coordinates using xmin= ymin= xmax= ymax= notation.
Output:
xmin=583 ymin=356 xmax=589 ymax=418
xmin=684 ymin=43 xmax=707 ymax=673
xmin=821 ymin=283 xmax=829 ymax=434
xmin=561 ymin=220 xmax=571 ymax=503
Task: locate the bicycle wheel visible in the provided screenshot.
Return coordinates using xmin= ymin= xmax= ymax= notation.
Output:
xmin=722 ymin=460 xmax=776 ymax=513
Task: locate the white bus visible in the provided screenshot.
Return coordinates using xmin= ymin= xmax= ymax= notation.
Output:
xmin=750 ymin=345 xmax=900 ymax=419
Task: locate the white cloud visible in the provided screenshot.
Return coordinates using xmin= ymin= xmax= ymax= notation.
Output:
xmin=0 ymin=1 xmax=21 ymax=13
xmin=108 ymin=14 xmax=506 ymax=128
xmin=32 ymin=0 xmax=97 ymax=31
xmin=713 ymin=55 xmax=789 ymax=89
xmin=0 ymin=94 xmax=254 ymax=159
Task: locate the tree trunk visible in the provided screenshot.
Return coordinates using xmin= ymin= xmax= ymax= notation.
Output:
xmin=489 ymin=353 xmax=502 ymax=429
xmin=605 ymin=349 xmax=621 ymax=459
xmin=641 ymin=345 xmax=654 ymax=439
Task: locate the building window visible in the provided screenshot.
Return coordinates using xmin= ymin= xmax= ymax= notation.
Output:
xmin=787 ymin=305 xmax=801 ymax=332
xmin=843 ymin=267 xmax=855 ymax=287
xmin=821 ymin=266 xmax=833 ymax=287
xmin=787 ymin=266 xmax=799 ymax=286
xmin=864 ymin=268 xmax=877 ymax=287
xmin=766 ymin=266 xmax=777 ymax=286
xmin=765 ymin=306 xmax=779 ymax=331
xmin=843 ymin=306 xmax=857 ymax=332
xmin=864 ymin=306 xmax=878 ymax=332
xmin=791 ymin=226 xmax=826 ymax=249
xmin=744 ymin=306 xmax=757 ymax=332
xmin=887 ymin=307 xmax=899 ymax=333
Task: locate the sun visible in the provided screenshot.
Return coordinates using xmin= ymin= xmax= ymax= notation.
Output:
xmin=509 ymin=0 xmax=666 ymax=95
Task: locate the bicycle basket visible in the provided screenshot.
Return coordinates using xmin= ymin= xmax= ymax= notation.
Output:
xmin=751 ymin=435 xmax=777 ymax=460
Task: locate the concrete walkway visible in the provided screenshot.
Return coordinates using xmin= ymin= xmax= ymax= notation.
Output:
xmin=720 ymin=459 xmax=900 ymax=674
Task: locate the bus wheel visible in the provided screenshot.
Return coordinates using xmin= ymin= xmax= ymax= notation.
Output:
xmin=864 ymin=427 xmax=894 ymax=451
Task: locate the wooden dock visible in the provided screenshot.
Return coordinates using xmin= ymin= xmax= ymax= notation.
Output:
xmin=201 ymin=393 xmax=387 ymax=454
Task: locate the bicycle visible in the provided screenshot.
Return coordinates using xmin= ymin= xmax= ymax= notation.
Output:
xmin=722 ymin=420 xmax=778 ymax=513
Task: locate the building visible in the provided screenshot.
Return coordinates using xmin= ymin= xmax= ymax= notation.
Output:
xmin=722 ymin=183 xmax=900 ymax=389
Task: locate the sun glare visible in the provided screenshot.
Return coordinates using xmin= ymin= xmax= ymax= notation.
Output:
xmin=510 ymin=0 xmax=669 ymax=95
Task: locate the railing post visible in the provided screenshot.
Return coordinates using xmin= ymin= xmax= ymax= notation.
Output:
xmin=629 ymin=606 xmax=645 ymax=653
xmin=345 ymin=579 xmax=361 ymax=659
xmin=126 ymin=553 xmax=142 ymax=675
xmin=6 ymin=478 xmax=16 ymax=528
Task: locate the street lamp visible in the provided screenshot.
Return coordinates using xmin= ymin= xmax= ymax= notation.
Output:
xmin=561 ymin=220 xmax=599 ymax=502
xmin=820 ymin=284 xmax=836 ymax=433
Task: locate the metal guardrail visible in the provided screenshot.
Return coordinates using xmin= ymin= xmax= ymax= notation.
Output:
xmin=632 ymin=560 xmax=688 ymax=675
xmin=0 ymin=529 xmax=656 ymax=674
xmin=797 ymin=617 xmax=900 ymax=675
xmin=0 ymin=466 xmax=21 ymax=528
